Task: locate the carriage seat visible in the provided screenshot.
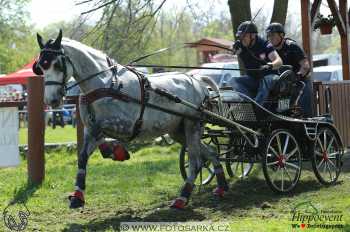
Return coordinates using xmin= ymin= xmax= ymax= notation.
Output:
xmin=264 ymin=68 xmax=306 ymax=116
xmin=269 ymin=69 xmax=298 ymax=98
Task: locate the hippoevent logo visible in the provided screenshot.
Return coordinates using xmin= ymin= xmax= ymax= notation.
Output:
xmin=2 ymin=203 xmax=30 ymax=231
xmin=290 ymin=201 xmax=344 ymax=230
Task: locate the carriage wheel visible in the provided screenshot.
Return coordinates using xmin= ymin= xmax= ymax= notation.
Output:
xmin=225 ymin=139 xmax=254 ymax=179
xmin=311 ymin=127 xmax=342 ymax=185
xmin=179 ymin=146 xmax=215 ymax=185
xmin=226 ymin=157 xmax=254 ymax=179
xmin=262 ymin=129 xmax=302 ymax=193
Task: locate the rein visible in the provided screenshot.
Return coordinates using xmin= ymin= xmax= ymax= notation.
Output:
xmin=129 ymin=64 xmax=262 ymax=72
xmin=65 ymin=64 xmax=117 ymax=91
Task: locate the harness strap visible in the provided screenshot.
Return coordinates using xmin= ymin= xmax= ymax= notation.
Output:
xmin=80 ymin=65 xmax=149 ymax=141
xmin=80 ymin=88 xmax=131 ymax=105
xmin=125 ymin=66 xmax=149 ymax=141
xmin=80 ymin=64 xmax=202 ymax=141
xmin=80 ymin=85 xmax=200 ymax=139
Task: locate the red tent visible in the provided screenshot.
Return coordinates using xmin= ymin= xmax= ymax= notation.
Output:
xmin=0 ymin=60 xmax=38 ymax=85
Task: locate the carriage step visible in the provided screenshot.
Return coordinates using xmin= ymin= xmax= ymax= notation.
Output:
xmin=304 ymin=124 xmax=317 ymax=140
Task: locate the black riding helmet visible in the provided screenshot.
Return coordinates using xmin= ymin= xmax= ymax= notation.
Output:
xmin=236 ymin=21 xmax=258 ymax=37
xmin=266 ymin=22 xmax=285 ymax=35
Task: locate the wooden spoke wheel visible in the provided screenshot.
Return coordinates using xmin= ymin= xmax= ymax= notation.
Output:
xmin=262 ymin=129 xmax=302 ymax=193
xmin=311 ymin=127 xmax=342 ymax=185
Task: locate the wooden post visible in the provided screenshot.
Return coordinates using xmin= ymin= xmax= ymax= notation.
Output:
xmin=301 ymin=0 xmax=315 ymax=115
xmin=301 ymin=0 xmax=313 ymax=70
xmin=339 ymin=0 xmax=350 ymax=80
xmin=27 ymin=76 xmax=45 ymax=184
xmin=75 ymin=99 xmax=84 ymax=155
xmin=311 ymin=0 xmax=322 ymax=25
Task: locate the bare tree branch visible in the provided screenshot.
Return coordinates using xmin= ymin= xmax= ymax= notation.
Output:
xmin=151 ymin=0 xmax=166 ymax=17
xmin=81 ymin=0 xmax=116 ymax=15
xmin=75 ymin=0 xmax=94 ymax=6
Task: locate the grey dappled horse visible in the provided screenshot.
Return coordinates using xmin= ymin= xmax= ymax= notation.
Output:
xmin=32 ymin=30 xmax=229 ymax=209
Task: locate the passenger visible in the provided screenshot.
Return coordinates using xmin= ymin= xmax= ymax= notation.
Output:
xmin=266 ymin=22 xmax=312 ymax=117
xmin=232 ymin=21 xmax=282 ymax=105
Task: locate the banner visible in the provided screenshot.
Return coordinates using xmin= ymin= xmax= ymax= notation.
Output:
xmin=0 ymin=107 xmax=19 ymax=167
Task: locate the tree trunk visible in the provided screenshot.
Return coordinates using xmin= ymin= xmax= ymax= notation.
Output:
xmin=228 ymin=0 xmax=252 ymax=40
xmin=270 ymin=0 xmax=289 ymax=25
xmin=228 ymin=0 xmax=252 ymax=74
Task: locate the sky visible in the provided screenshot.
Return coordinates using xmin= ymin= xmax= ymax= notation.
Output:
xmin=29 ymin=0 xmax=276 ymax=29
xmin=29 ymin=0 xmax=92 ymax=28
xmin=29 ymin=0 xmax=333 ymax=29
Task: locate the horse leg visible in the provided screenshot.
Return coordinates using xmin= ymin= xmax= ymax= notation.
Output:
xmin=200 ymin=143 xmax=229 ymax=197
xmin=68 ymin=128 xmax=99 ymax=208
xmin=171 ymin=120 xmax=202 ymax=209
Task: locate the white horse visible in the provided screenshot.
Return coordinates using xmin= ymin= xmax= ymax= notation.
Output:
xmin=32 ymin=30 xmax=229 ymax=209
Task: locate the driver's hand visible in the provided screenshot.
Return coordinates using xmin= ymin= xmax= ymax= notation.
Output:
xmin=260 ymin=63 xmax=273 ymax=72
xmin=296 ymin=72 xmax=305 ymax=80
xmin=232 ymin=40 xmax=242 ymax=54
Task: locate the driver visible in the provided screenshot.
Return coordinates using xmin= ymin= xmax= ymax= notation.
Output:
xmin=266 ymin=22 xmax=312 ymax=117
xmin=232 ymin=21 xmax=282 ymax=105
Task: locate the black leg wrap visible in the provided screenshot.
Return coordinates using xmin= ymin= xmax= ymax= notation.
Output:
xmin=75 ymin=172 xmax=86 ymax=190
xmin=69 ymin=196 xmax=84 ymax=209
xmin=214 ymin=166 xmax=229 ymax=191
xmin=180 ymin=182 xmax=194 ymax=199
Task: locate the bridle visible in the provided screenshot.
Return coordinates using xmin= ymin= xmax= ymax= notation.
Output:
xmin=36 ymin=47 xmax=71 ymax=94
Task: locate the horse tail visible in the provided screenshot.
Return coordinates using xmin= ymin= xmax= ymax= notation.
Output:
xmin=199 ymin=76 xmax=224 ymax=115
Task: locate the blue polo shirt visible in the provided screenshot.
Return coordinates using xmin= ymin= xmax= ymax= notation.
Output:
xmin=238 ymin=36 xmax=275 ymax=78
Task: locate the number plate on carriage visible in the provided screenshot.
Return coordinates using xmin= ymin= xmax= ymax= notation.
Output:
xmin=278 ymin=98 xmax=289 ymax=111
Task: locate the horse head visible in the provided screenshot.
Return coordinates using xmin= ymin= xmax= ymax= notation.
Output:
xmin=32 ymin=29 xmax=73 ymax=108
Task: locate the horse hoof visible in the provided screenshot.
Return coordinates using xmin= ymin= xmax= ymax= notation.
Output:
xmin=170 ymin=197 xmax=187 ymax=209
xmin=68 ymin=191 xmax=85 ymax=209
xmin=69 ymin=197 xmax=85 ymax=209
xmin=213 ymin=187 xmax=226 ymax=197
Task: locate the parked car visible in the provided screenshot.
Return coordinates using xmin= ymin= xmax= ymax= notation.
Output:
xmin=46 ymin=105 xmax=76 ymax=128
xmin=312 ymin=65 xmax=343 ymax=81
xmin=187 ymin=62 xmax=240 ymax=88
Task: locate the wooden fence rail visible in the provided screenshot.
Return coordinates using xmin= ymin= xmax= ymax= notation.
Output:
xmin=314 ymin=81 xmax=350 ymax=147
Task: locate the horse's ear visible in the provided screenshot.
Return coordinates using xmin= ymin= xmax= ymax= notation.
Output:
xmin=53 ymin=29 xmax=63 ymax=49
xmin=32 ymin=60 xmax=43 ymax=75
xmin=37 ymin=33 xmax=44 ymax=49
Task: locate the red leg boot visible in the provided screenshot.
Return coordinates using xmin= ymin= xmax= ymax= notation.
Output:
xmin=112 ymin=144 xmax=130 ymax=161
xmin=213 ymin=166 xmax=229 ymax=197
xmin=170 ymin=182 xmax=194 ymax=209
xmin=98 ymin=143 xmax=113 ymax=159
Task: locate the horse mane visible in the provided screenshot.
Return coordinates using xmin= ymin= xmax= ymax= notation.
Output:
xmin=61 ymin=38 xmax=111 ymax=66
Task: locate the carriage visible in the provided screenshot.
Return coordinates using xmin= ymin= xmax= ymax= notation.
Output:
xmin=178 ymin=68 xmax=344 ymax=193
xmin=34 ymin=31 xmax=344 ymax=209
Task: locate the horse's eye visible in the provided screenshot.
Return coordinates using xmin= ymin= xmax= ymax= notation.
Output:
xmin=41 ymin=60 xmax=51 ymax=70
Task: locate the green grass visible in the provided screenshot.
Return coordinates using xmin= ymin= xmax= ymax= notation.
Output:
xmin=2 ymin=127 xmax=350 ymax=231
xmin=19 ymin=125 xmax=77 ymax=145
xmin=1 ymin=145 xmax=350 ymax=231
